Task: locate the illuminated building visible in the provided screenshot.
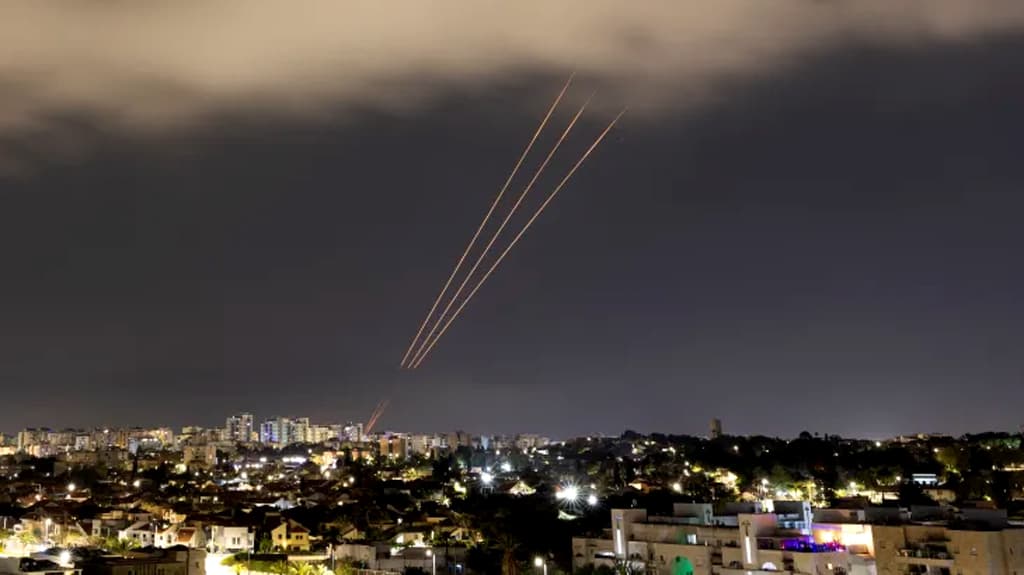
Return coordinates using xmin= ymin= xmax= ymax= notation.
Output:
xmin=341 ymin=423 xmax=363 ymax=443
xmin=224 ymin=413 xmax=254 ymax=443
xmin=513 ymin=433 xmax=549 ymax=450
xmin=293 ymin=417 xmax=311 ymax=444
xmin=574 ymin=502 xmax=854 ymax=575
xmin=379 ymin=435 xmax=409 ymax=459
xmin=817 ymin=505 xmax=1024 ymax=575
xmin=260 ymin=417 xmax=296 ymax=446
xmin=270 ymin=519 xmax=311 ymax=551
xmin=182 ymin=444 xmax=218 ymax=468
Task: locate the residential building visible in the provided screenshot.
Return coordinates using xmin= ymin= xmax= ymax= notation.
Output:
xmin=183 ymin=444 xmax=218 ymax=469
xmin=224 ymin=413 xmax=254 ymax=443
xmin=119 ymin=520 xmax=159 ymax=547
xmin=80 ymin=549 xmax=205 ymax=575
xmin=379 ymin=435 xmax=408 ymax=460
xmin=207 ymin=524 xmax=253 ymax=553
xmin=817 ymin=505 xmax=1024 ymax=575
xmin=513 ymin=434 xmax=548 ymax=450
xmin=157 ymin=525 xmax=206 ymax=549
xmin=16 ymin=429 xmax=50 ymax=453
xmin=260 ymin=417 xmax=297 ymax=447
xmin=447 ymin=431 xmax=471 ymax=450
xmin=293 ymin=418 xmax=310 ymax=444
xmin=408 ymin=434 xmax=445 ymax=455
xmin=308 ymin=425 xmax=336 ymax=444
xmin=270 ymin=519 xmax=311 ymax=552
xmin=573 ymin=502 xmax=852 ymax=575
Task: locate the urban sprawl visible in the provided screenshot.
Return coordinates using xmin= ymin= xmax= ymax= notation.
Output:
xmin=2 ymin=415 xmax=1024 ymax=574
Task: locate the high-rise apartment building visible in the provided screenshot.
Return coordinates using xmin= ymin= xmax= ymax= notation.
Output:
xmin=225 ymin=413 xmax=254 ymax=443
xmin=260 ymin=417 xmax=292 ymax=446
xmin=293 ymin=417 xmax=311 ymax=444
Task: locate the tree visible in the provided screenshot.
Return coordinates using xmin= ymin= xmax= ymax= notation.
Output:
xmin=101 ymin=535 xmax=140 ymax=555
xmin=496 ymin=532 xmax=521 ymax=575
xmin=258 ymin=535 xmax=274 ymax=553
xmin=268 ymin=561 xmax=290 ymax=575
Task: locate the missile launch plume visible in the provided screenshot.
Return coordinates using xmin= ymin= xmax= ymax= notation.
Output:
xmin=410 ymin=109 xmax=626 ymax=368
xmin=399 ymin=74 xmax=574 ymax=368
xmin=407 ymin=94 xmax=594 ymax=368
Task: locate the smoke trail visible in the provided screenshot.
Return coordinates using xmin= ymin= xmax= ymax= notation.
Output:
xmin=411 ymin=109 xmax=626 ymax=368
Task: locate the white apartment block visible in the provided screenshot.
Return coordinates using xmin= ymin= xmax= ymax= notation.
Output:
xmin=576 ymin=502 xmax=1024 ymax=575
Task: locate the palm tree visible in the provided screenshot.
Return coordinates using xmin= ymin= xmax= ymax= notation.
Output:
xmin=103 ymin=536 xmax=140 ymax=555
xmin=287 ymin=563 xmax=328 ymax=575
xmin=18 ymin=530 xmax=40 ymax=545
xmin=268 ymin=561 xmax=291 ymax=575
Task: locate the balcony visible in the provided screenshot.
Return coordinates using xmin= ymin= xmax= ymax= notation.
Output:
xmin=895 ymin=548 xmax=954 ymax=568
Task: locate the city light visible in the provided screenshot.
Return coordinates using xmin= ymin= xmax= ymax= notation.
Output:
xmin=586 ymin=494 xmax=598 ymax=506
xmin=555 ymin=484 xmax=580 ymax=503
xmin=67 ymin=482 xmax=76 ymax=492
xmin=480 ymin=471 xmax=493 ymax=485
xmin=534 ymin=557 xmax=544 ymax=567
xmin=500 ymin=461 xmax=512 ymax=473
xmin=672 ymin=482 xmax=682 ymax=493
xmin=59 ymin=551 xmax=71 ymax=565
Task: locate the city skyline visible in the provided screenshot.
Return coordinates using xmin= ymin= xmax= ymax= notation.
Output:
xmin=3 ymin=3 xmax=1023 ymax=438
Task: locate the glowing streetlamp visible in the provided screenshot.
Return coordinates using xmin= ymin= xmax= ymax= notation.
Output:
xmin=426 ymin=549 xmax=436 ymax=575
xmin=534 ymin=557 xmax=547 ymax=575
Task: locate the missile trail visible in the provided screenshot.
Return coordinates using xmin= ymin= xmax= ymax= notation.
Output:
xmin=398 ymin=74 xmax=575 ymax=368
xmin=407 ymin=95 xmax=594 ymax=369
xmin=410 ymin=109 xmax=626 ymax=369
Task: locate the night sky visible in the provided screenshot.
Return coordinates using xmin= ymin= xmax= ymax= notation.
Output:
xmin=2 ymin=3 xmax=1023 ymax=438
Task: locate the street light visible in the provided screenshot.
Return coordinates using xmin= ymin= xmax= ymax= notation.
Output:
xmin=426 ymin=549 xmax=436 ymax=575
xmin=534 ymin=556 xmax=547 ymax=575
